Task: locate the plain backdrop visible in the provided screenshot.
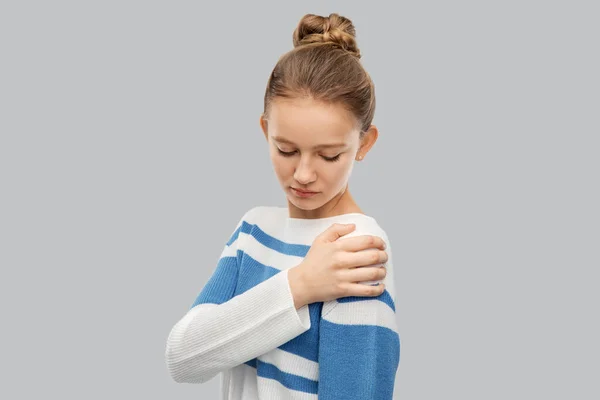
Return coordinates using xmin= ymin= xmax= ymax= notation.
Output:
xmin=1 ymin=1 xmax=598 ymax=399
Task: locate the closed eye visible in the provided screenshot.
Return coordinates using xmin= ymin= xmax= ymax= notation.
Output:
xmin=322 ymin=154 xmax=341 ymax=162
xmin=277 ymin=149 xmax=297 ymax=157
xmin=277 ymin=148 xmax=341 ymax=162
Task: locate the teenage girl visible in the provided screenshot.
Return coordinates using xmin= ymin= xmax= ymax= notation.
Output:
xmin=166 ymin=12 xmax=400 ymax=400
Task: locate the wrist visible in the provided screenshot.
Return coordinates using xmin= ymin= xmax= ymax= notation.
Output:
xmin=288 ymin=265 xmax=309 ymax=309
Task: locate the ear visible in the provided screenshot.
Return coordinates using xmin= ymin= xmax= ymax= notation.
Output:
xmin=355 ymin=125 xmax=379 ymax=161
xmin=259 ymin=114 xmax=268 ymax=141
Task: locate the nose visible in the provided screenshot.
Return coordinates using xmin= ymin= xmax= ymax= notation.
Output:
xmin=293 ymin=155 xmax=316 ymax=185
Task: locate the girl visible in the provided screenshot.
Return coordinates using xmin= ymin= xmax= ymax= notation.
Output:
xmin=166 ymin=12 xmax=400 ymax=400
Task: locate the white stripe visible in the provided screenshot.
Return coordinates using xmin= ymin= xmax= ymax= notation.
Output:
xmin=220 ymin=243 xmax=238 ymax=258
xmin=258 ymin=347 xmax=319 ymax=381
xmin=256 ymin=375 xmax=319 ymax=400
xmin=323 ymin=298 xmax=398 ymax=332
xmin=240 ymin=231 xmax=304 ymax=271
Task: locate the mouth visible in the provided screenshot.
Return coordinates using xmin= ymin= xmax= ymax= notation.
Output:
xmin=291 ymin=187 xmax=319 ymax=197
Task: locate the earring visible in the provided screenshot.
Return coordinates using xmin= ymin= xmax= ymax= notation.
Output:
xmin=358 ymin=155 xmax=363 ymax=160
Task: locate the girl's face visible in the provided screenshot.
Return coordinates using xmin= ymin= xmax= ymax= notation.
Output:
xmin=260 ymin=97 xmax=374 ymax=218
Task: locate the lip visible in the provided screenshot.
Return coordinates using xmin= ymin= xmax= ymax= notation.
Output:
xmin=291 ymin=187 xmax=319 ymax=198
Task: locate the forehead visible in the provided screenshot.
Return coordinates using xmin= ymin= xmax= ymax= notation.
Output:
xmin=268 ymin=98 xmax=359 ymax=145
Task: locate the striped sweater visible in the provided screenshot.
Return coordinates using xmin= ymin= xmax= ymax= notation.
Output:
xmin=165 ymin=205 xmax=400 ymax=399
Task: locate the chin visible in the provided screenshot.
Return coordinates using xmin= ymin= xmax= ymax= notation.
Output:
xmin=287 ymin=194 xmax=328 ymax=211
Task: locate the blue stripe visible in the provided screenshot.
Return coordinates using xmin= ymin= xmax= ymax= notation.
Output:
xmin=226 ymin=224 xmax=243 ymax=246
xmin=234 ymin=250 xmax=281 ymax=295
xmin=337 ymin=289 xmax=396 ymax=312
xmin=242 ymin=358 xmax=319 ymax=394
xmin=277 ymin=302 xmax=322 ymax=362
xmin=318 ymin=319 xmax=400 ymax=399
xmin=189 ymin=256 xmax=238 ymax=309
xmin=244 ymin=358 xmax=257 ymax=369
xmin=239 ymin=221 xmax=310 ymax=257
xmin=257 ymin=359 xmax=318 ymax=394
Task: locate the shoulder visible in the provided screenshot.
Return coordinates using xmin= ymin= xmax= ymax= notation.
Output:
xmin=339 ymin=214 xmax=398 ymax=306
xmin=231 ymin=205 xmax=286 ymax=231
xmin=239 ymin=205 xmax=284 ymax=222
xmin=225 ymin=206 xmax=273 ymax=246
xmin=226 ymin=206 xmax=287 ymax=248
xmin=340 ymin=214 xmax=391 ymax=247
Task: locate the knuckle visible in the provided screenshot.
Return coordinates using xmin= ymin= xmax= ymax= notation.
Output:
xmin=332 ymin=254 xmax=344 ymax=268
xmin=361 ymin=237 xmax=368 ymax=248
xmin=336 ymin=282 xmax=347 ymax=296
xmin=361 ymin=286 xmax=371 ymax=296
xmin=371 ymin=252 xmax=379 ymax=263
xmin=367 ymin=236 xmax=375 ymax=246
xmin=370 ymin=269 xmax=379 ymax=280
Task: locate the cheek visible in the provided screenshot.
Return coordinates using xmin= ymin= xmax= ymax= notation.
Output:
xmin=323 ymin=160 xmax=354 ymax=186
xmin=270 ymin=152 xmax=292 ymax=178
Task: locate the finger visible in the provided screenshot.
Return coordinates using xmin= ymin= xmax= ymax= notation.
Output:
xmin=339 ymin=249 xmax=388 ymax=269
xmin=319 ymin=223 xmax=356 ymax=243
xmin=344 ymin=281 xmax=386 ymax=297
xmin=340 ymin=265 xmax=387 ymax=284
xmin=336 ymin=234 xmax=386 ymax=252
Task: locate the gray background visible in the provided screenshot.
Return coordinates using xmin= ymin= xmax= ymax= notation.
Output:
xmin=1 ymin=1 xmax=598 ymax=399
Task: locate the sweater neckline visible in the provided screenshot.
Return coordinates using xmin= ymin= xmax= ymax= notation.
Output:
xmin=277 ymin=206 xmax=376 ymax=226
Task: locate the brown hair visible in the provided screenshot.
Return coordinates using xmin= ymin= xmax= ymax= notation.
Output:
xmin=263 ymin=13 xmax=375 ymax=135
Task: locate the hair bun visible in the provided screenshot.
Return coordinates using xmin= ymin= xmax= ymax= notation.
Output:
xmin=292 ymin=13 xmax=361 ymax=58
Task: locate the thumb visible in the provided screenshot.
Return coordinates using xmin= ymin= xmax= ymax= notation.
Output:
xmin=319 ymin=223 xmax=356 ymax=243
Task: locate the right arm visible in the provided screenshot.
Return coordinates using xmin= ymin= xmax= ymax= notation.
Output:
xmin=164 ymin=211 xmax=311 ymax=384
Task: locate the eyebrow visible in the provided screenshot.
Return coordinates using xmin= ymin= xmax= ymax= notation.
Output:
xmin=272 ymin=136 xmax=346 ymax=149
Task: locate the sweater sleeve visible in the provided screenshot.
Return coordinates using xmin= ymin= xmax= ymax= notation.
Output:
xmin=165 ymin=209 xmax=312 ymax=384
xmin=317 ymin=235 xmax=401 ymax=399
